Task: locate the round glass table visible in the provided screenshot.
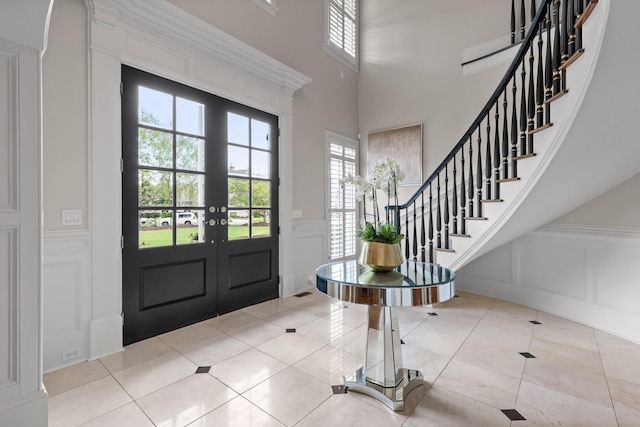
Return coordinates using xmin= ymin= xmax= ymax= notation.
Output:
xmin=315 ymin=260 xmax=455 ymax=411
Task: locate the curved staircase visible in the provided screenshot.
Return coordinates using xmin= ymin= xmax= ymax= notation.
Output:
xmin=392 ymin=0 xmax=640 ymax=271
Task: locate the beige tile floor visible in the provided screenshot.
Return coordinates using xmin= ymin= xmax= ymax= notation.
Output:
xmin=45 ymin=290 xmax=640 ymax=426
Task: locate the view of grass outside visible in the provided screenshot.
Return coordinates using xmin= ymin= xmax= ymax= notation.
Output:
xmin=139 ymin=224 xmax=269 ymax=248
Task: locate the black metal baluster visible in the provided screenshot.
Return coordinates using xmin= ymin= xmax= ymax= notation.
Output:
xmin=412 ymin=200 xmax=418 ymax=260
xmin=511 ymin=0 xmax=517 ymax=44
xmin=428 ymin=184 xmax=434 ymax=263
xmin=561 ymin=0 xmax=569 ymax=90
xmin=436 ymin=173 xmax=442 ymax=248
xmin=575 ymin=0 xmax=584 ymax=51
xmin=520 ymin=0 xmax=526 ymax=40
xmin=527 ymin=34 xmax=536 ymax=154
xmin=568 ymin=0 xmax=576 ymax=57
xmin=485 ymin=115 xmax=492 ymax=199
xmin=502 ymin=91 xmax=510 ymax=179
xmin=552 ymin=0 xmax=562 ymax=94
xmin=493 ymin=102 xmax=501 ymax=199
xmin=404 ymin=203 xmax=410 ymax=260
xmin=460 ymin=144 xmax=467 ymax=235
xmin=519 ymin=60 xmax=527 ymax=156
xmin=511 ymin=75 xmax=519 ymax=177
xmin=420 ymin=192 xmax=426 ymax=262
xmin=468 ymin=136 xmax=475 ymax=217
xmin=476 ymin=127 xmax=483 ymax=217
xmin=452 ymin=153 xmax=458 ymax=235
xmin=545 ymin=1 xmax=553 ymax=123
xmin=536 ymin=18 xmax=545 ymax=128
xmin=444 ymin=165 xmax=450 ymax=249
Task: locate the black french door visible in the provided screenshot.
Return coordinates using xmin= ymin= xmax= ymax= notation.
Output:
xmin=121 ymin=65 xmax=279 ymax=345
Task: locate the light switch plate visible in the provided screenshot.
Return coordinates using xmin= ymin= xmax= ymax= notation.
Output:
xmin=62 ymin=209 xmax=83 ymax=226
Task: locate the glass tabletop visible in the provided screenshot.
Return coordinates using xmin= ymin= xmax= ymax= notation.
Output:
xmin=315 ymin=260 xmax=454 ymax=289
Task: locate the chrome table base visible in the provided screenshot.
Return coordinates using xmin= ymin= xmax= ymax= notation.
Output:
xmin=344 ymin=367 xmax=424 ymax=411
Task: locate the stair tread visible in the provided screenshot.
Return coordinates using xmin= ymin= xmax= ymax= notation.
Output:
xmin=575 ymin=0 xmax=598 ymax=28
xmin=450 ymin=233 xmax=471 ymax=238
xmin=513 ymin=153 xmax=537 ymax=161
xmin=464 ymin=216 xmax=488 ymax=220
xmin=481 ymin=199 xmax=504 ymax=203
xmin=434 ymin=247 xmax=455 ymax=253
xmin=545 ymin=89 xmax=568 ymax=104
xmin=528 ymin=123 xmax=553 ymax=135
xmin=497 ymin=177 xmax=521 ymax=183
xmin=559 ymin=49 xmax=585 ymax=71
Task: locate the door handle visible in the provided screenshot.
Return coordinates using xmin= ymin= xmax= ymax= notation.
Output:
xmin=207 ymin=219 xmax=217 ymax=226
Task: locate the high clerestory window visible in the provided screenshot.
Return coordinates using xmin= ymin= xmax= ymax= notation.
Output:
xmin=325 ymin=0 xmax=358 ymax=72
xmin=252 ymin=0 xmax=277 ymax=17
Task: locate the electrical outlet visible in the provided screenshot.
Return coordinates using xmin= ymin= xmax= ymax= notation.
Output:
xmin=62 ymin=347 xmax=81 ymax=362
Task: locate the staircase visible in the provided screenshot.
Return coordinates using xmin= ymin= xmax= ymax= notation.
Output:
xmin=391 ymin=0 xmax=639 ymax=271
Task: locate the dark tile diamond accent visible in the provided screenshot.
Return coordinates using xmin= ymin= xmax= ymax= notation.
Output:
xmin=331 ymin=385 xmax=348 ymax=394
xmin=196 ymin=366 xmax=211 ymax=374
xmin=401 ymin=339 xmax=406 ymax=344
xmin=529 ymin=320 xmax=542 ymax=324
xmin=295 ymin=291 xmax=312 ymax=298
xmin=501 ymin=409 xmax=526 ymax=421
xmin=428 ymin=312 xmax=438 ymax=316
xmin=519 ymin=352 xmax=536 ymax=359
xmin=286 ymin=328 xmax=296 ymax=333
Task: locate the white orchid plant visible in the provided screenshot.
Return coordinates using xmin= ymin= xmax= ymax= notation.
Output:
xmin=340 ymin=157 xmax=405 ymax=244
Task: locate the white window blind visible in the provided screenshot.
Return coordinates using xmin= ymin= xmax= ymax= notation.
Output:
xmin=325 ymin=0 xmax=358 ymax=71
xmin=327 ymin=135 xmax=358 ymax=260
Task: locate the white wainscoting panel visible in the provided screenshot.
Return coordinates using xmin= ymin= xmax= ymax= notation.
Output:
xmin=517 ymin=240 xmax=588 ymax=300
xmin=0 ymin=49 xmax=16 ymax=211
xmin=593 ymin=249 xmax=640 ymax=316
xmin=0 ymin=227 xmax=17 ymax=389
xmin=292 ymin=220 xmax=327 ymax=296
xmin=456 ymin=224 xmax=640 ymax=344
xmin=43 ymin=231 xmax=91 ymax=372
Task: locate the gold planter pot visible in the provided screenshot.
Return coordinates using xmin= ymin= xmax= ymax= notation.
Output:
xmin=358 ymin=241 xmax=404 ymax=272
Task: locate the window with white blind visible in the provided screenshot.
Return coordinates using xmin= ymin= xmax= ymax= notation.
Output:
xmin=326 ymin=131 xmax=358 ymax=260
xmin=324 ymin=0 xmax=358 ymax=72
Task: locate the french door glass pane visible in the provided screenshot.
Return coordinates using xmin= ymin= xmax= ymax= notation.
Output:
xmin=176 ymin=209 xmax=204 ymax=246
xmin=251 ymin=180 xmax=270 ymax=207
xmin=138 ymin=128 xmax=173 ymax=168
xmin=139 ymin=210 xmax=173 ymax=249
xmin=176 ymin=97 xmax=205 ymax=136
xmin=228 ymin=177 xmax=250 ymax=208
xmin=228 ymin=112 xmax=249 ymax=146
xmin=251 ymin=150 xmax=270 ymax=178
xmin=229 ymin=209 xmax=250 ymax=240
xmin=138 ymin=170 xmax=173 ymax=207
xmin=176 ymin=173 xmax=204 ymax=207
xmin=138 ymin=86 xmax=173 ymax=129
xmin=176 ymin=136 xmax=205 ymax=172
xmin=251 ymin=119 xmax=270 ymax=149
xmin=252 ymin=209 xmax=270 ymax=238
xmin=228 ymin=145 xmax=249 ymax=176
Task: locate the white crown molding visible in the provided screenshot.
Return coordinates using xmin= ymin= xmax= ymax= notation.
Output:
xmin=85 ymin=0 xmax=311 ymax=95
xmin=535 ymin=223 xmax=640 ymax=240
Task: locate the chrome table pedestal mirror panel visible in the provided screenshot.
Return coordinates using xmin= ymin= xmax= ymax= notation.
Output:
xmin=315 ymin=260 xmax=455 ymax=411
